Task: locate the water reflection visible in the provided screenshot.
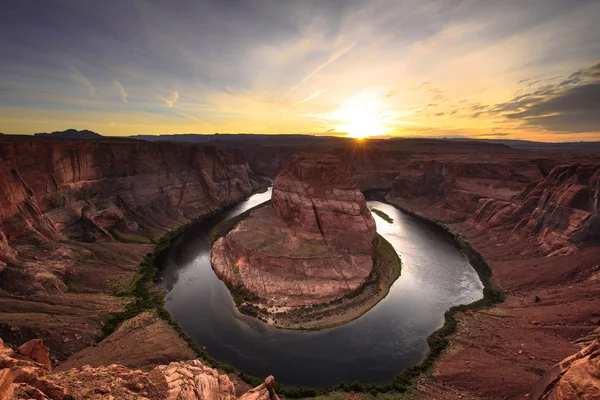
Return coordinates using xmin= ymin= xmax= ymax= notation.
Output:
xmin=160 ymin=190 xmax=483 ymax=387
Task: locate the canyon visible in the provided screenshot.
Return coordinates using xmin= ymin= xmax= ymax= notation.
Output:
xmin=0 ymin=133 xmax=599 ymax=399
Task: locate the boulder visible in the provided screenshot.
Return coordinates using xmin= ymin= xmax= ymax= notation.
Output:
xmin=17 ymin=339 xmax=51 ymax=372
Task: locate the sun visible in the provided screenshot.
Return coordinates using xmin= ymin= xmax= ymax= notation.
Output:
xmin=330 ymin=91 xmax=394 ymax=139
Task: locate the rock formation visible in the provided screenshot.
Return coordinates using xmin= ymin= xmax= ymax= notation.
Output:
xmin=523 ymin=339 xmax=600 ymax=400
xmin=391 ymin=157 xmax=543 ymax=220
xmin=212 ymin=153 xmax=377 ymax=308
xmin=0 ymin=337 xmax=278 ymax=400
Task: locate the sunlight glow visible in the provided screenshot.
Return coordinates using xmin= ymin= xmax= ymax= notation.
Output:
xmin=327 ymin=91 xmax=396 ymax=139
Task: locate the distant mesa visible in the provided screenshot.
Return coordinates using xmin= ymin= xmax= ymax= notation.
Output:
xmin=34 ymin=128 xmax=102 ymax=139
xmin=211 ymin=153 xmax=378 ymax=313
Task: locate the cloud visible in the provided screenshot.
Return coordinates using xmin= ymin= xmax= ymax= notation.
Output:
xmin=115 ymin=81 xmax=127 ymax=102
xmin=418 ymin=81 xmax=445 ymax=101
xmin=505 ymin=83 xmax=600 ymax=132
xmin=296 ymin=88 xmax=328 ymax=104
xmin=461 ymin=61 xmax=600 ymax=133
xmin=301 ymin=43 xmax=356 ymax=84
xmin=179 ymin=112 xmax=208 ymax=125
xmin=478 ymin=132 xmax=510 ymax=137
xmin=68 ymin=66 xmax=95 ymax=94
xmin=159 ymin=90 xmax=179 ymax=107
xmin=557 ymin=62 xmax=600 ymax=87
xmin=284 ymin=43 xmax=355 ymax=97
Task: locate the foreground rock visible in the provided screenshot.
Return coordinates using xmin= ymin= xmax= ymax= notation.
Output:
xmin=523 ymin=339 xmax=600 ymax=400
xmin=0 ymin=337 xmax=278 ymax=400
xmin=212 ymin=153 xmax=377 ymax=309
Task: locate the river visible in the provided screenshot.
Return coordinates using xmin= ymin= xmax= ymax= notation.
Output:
xmin=160 ymin=187 xmax=483 ymax=387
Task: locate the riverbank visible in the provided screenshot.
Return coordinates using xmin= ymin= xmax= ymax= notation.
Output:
xmin=209 ymin=203 xmax=402 ymax=330
xmin=364 ymin=190 xmax=600 ymax=400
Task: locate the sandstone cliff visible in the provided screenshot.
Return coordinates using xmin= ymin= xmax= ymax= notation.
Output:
xmin=472 ymin=164 xmax=600 ymax=255
xmin=0 ymin=136 xmax=263 ymax=360
xmin=0 ymin=137 xmax=262 ymax=254
xmin=212 ymin=154 xmax=377 ymax=308
xmin=390 ymin=157 xmax=600 ymax=255
xmin=0 ymin=336 xmax=278 ymax=400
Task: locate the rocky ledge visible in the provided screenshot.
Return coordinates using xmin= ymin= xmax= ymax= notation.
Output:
xmin=0 ymin=337 xmax=279 ymax=400
xmin=211 ymin=153 xmax=381 ymax=322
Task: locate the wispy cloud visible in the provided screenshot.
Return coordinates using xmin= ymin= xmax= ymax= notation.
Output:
xmin=115 ymin=81 xmax=127 ymax=102
xmin=296 ymin=88 xmax=328 ymax=104
xmin=179 ymin=112 xmax=208 ymax=125
xmin=284 ymin=43 xmax=356 ymax=98
xmin=158 ymin=90 xmax=179 ymax=107
xmin=68 ymin=66 xmax=95 ymax=95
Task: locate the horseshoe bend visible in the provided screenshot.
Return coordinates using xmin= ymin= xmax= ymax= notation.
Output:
xmin=1 ymin=2 xmax=600 ymax=398
xmin=1 ymin=132 xmax=599 ymax=399
xmin=210 ymin=153 xmax=405 ymax=329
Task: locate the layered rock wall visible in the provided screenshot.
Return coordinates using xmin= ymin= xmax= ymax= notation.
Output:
xmin=524 ymin=339 xmax=600 ymax=400
xmin=389 ymin=157 xmax=600 ymax=255
xmin=0 ymin=137 xmax=262 ymax=263
xmin=212 ymin=154 xmax=377 ymax=307
xmin=472 ymin=164 xmax=600 ymax=255
xmin=271 ymin=154 xmax=377 ymax=254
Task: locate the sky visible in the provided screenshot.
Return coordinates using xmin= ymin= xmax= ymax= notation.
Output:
xmin=1 ymin=0 xmax=599 ymax=141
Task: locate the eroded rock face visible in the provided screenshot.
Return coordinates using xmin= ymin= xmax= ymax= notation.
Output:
xmin=516 ymin=164 xmax=600 ymax=255
xmin=271 ymin=154 xmax=376 ymax=254
xmin=524 ymin=339 xmax=600 ymax=400
xmin=0 ymin=336 xmax=278 ymax=400
xmin=0 ymin=137 xmax=263 ymax=294
xmin=212 ymin=154 xmax=376 ymax=307
xmin=390 ymin=159 xmax=600 ymax=256
xmin=0 ymin=138 xmax=262 ymax=249
xmin=472 ymin=164 xmax=600 ymax=255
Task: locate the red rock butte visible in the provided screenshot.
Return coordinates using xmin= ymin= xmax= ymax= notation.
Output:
xmin=211 ymin=153 xmax=377 ymax=307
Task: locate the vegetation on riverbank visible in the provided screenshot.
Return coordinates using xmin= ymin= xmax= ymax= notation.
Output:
xmin=371 ymin=208 xmax=394 ymax=223
xmin=209 ymin=200 xmax=270 ymax=243
xmin=349 ymin=190 xmax=506 ymax=396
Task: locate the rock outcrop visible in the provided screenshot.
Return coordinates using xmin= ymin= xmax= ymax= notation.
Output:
xmin=0 ymin=337 xmax=278 ymax=400
xmin=271 ymin=154 xmax=377 ymax=254
xmin=515 ymin=164 xmax=600 ymax=255
xmin=391 ymin=157 xmax=542 ymax=221
xmin=212 ymin=154 xmax=377 ymax=308
xmin=524 ymin=339 xmax=600 ymax=400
